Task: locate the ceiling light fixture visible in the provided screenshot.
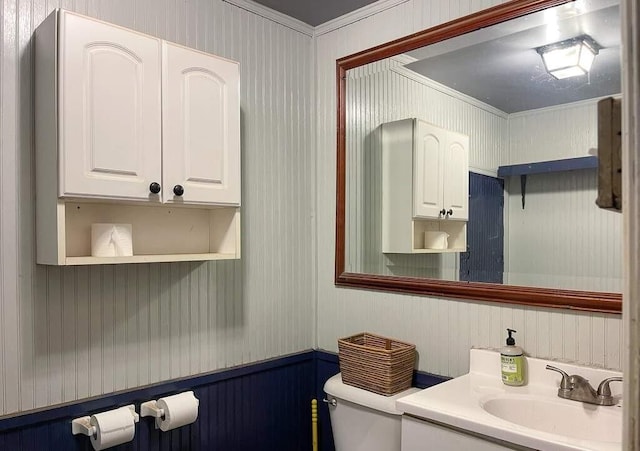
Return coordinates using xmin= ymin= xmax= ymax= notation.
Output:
xmin=536 ymin=35 xmax=600 ymax=80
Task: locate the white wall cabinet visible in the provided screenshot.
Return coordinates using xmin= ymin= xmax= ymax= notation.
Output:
xmin=35 ymin=9 xmax=241 ymax=265
xmin=382 ymin=118 xmax=468 ymax=254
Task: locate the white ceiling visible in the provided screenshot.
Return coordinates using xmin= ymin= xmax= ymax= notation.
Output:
xmin=404 ymin=1 xmax=621 ymax=113
xmin=252 ymin=0 xmax=621 ymax=113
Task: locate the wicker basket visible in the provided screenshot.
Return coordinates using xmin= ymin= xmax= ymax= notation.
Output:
xmin=338 ymin=332 xmax=416 ymax=396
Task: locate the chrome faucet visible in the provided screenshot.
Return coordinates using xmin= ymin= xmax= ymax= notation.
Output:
xmin=545 ymin=365 xmax=622 ymax=406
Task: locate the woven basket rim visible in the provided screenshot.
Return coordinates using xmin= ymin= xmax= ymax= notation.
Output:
xmin=338 ymin=331 xmax=416 ymax=351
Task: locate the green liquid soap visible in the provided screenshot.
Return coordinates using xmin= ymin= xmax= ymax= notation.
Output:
xmin=501 ymin=328 xmax=525 ymax=386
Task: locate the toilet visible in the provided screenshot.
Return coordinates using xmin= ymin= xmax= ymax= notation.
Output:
xmin=323 ymin=373 xmax=420 ymax=451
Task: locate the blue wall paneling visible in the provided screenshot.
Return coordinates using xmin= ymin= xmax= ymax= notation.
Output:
xmin=0 ymin=352 xmax=315 ymax=451
xmin=0 ymin=351 xmax=447 ymax=451
xmin=460 ymin=172 xmax=505 ymax=284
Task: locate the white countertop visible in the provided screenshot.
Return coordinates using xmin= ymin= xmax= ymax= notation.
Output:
xmin=396 ymin=349 xmax=622 ymax=451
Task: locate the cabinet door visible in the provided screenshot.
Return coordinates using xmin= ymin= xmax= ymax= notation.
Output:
xmin=59 ymin=11 xmax=162 ymax=200
xmin=162 ymin=42 xmax=241 ymax=205
xmin=401 ymin=417 xmax=521 ymax=451
xmin=443 ymin=130 xmax=469 ymax=220
xmin=413 ymin=120 xmax=445 ymax=218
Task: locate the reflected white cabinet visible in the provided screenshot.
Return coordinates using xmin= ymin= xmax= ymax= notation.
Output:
xmin=35 ymin=9 xmax=241 ymax=265
xmin=413 ymin=120 xmax=469 ymax=220
xmin=382 ymin=118 xmax=468 ymax=254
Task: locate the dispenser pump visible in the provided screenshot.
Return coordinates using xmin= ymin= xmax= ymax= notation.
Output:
xmin=506 ymin=328 xmax=516 ymax=346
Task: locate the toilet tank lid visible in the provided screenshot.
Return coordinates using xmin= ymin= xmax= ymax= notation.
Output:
xmin=323 ymin=373 xmax=420 ymax=415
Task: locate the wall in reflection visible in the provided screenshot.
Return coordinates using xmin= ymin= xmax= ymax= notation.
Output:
xmin=345 ymin=57 xmax=506 ymax=278
xmin=346 ymin=57 xmax=622 ymax=292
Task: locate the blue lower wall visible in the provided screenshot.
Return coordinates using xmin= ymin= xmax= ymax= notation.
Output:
xmin=0 ymin=351 xmax=447 ymax=451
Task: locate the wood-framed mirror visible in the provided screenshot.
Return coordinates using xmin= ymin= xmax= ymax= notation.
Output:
xmin=335 ymin=0 xmax=622 ymax=313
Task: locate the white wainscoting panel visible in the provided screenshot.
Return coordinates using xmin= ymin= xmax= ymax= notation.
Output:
xmin=0 ymin=0 xmax=314 ymax=416
xmin=316 ymin=0 xmax=622 ymax=378
xmin=505 ymin=171 xmax=622 ymax=293
xmin=507 ymin=99 xmax=601 ymax=165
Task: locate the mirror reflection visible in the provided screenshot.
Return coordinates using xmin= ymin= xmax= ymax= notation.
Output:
xmin=344 ymin=0 xmax=622 ymax=293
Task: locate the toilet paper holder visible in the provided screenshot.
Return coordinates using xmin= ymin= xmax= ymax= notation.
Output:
xmin=140 ymin=391 xmax=199 ymax=431
xmin=140 ymin=399 xmax=166 ymax=420
xmin=71 ymin=404 xmax=139 ymax=437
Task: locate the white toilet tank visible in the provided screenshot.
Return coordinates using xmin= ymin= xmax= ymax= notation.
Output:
xmin=323 ymin=373 xmax=420 ymax=451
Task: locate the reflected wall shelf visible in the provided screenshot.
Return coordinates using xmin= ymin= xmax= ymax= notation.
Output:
xmin=497 ymin=156 xmax=598 ymax=208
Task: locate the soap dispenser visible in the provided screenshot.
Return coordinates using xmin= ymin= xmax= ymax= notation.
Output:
xmin=501 ymin=329 xmax=525 ymax=386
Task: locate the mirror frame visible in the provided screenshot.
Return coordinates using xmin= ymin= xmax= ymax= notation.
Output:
xmin=335 ymin=0 xmax=622 ymax=314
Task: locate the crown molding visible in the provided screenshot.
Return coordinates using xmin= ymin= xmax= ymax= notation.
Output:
xmin=314 ymin=0 xmax=410 ymax=37
xmin=223 ymin=0 xmax=411 ymax=39
xmin=390 ymin=60 xmax=509 ymax=119
xmin=222 ymin=0 xmax=314 ymax=36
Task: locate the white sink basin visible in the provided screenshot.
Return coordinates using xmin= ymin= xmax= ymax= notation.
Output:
xmin=481 ymin=394 xmax=622 ymax=443
xmin=396 ymin=349 xmax=623 ymax=451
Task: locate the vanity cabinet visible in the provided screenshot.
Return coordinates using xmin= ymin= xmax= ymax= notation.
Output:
xmin=401 ymin=416 xmax=531 ymax=451
xmin=382 ymin=118 xmax=468 ymax=254
xmin=35 ymin=9 xmax=241 ymax=265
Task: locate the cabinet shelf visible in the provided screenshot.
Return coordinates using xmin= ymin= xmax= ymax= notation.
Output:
xmin=403 ymin=247 xmax=467 ymax=254
xmin=37 ymin=201 xmax=240 ymax=265
xmin=65 ymin=253 xmax=238 ymax=266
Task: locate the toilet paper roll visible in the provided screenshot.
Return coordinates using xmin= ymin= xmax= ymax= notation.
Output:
xmin=89 ymin=407 xmax=136 ymax=451
xmin=156 ymin=391 xmax=199 ymax=432
xmin=91 ymin=224 xmax=133 ymax=257
xmin=424 ymin=231 xmax=449 ymax=249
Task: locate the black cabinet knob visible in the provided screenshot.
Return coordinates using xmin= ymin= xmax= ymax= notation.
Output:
xmin=447 ymin=209 xmax=454 ymax=216
xmin=149 ymin=182 xmax=161 ymax=194
xmin=173 ymin=185 xmax=184 ymax=196
xmin=440 ymin=209 xmax=446 ymax=216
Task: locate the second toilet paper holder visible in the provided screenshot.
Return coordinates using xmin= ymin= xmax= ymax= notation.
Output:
xmin=140 ymin=400 xmax=166 ymax=423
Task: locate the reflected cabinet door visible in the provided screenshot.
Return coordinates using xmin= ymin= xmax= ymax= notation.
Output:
xmin=443 ymin=131 xmax=469 ymax=220
xmin=413 ymin=120 xmax=469 ymax=220
xmin=59 ymin=11 xmax=162 ymax=200
xmin=162 ymin=42 xmax=241 ymax=206
xmin=413 ymin=120 xmax=445 ymax=218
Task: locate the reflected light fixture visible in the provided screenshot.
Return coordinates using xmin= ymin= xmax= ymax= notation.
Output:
xmin=536 ymin=35 xmax=600 ymax=79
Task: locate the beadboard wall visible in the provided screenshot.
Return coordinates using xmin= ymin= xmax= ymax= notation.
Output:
xmin=316 ymin=0 xmax=623 ymax=378
xmin=1 ymin=0 xmax=625 ymax=421
xmin=0 ymin=0 xmax=314 ymax=416
xmin=507 ymin=99 xmax=600 ymax=165
xmin=505 ymin=100 xmax=622 ymax=293
xmin=505 ymin=170 xmax=622 ymax=292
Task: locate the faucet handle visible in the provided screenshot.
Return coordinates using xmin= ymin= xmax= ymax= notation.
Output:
xmin=546 ymin=365 xmax=572 ymax=390
xmin=597 ymin=376 xmax=623 ymax=397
